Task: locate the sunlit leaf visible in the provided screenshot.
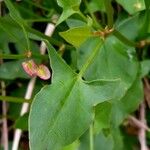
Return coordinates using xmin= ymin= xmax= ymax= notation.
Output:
xmin=59 ymin=26 xmax=92 ymax=47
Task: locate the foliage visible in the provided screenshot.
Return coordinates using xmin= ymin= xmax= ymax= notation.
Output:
xmin=0 ymin=0 xmax=150 ymax=150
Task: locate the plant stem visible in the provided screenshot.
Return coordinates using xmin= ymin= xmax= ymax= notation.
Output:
xmin=0 ymin=96 xmax=32 ymax=103
xmin=89 ymin=124 xmax=94 ymax=150
xmin=78 ymin=11 xmax=88 ymax=23
xmin=113 ymin=29 xmax=137 ymax=47
xmin=83 ymin=0 xmax=102 ymax=29
xmin=22 ymin=25 xmax=30 ymax=50
xmin=104 ymin=0 xmax=114 ymax=28
xmin=24 ymin=0 xmax=51 ymax=12
xmin=0 ymin=54 xmax=48 ymax=60
xmin=25 ymin=25 xmax=72 ymax=49
xmin=12 ymin=23 xmax=56 ymax=150
xmin=25 ymin=18 xmax=52 ymax=23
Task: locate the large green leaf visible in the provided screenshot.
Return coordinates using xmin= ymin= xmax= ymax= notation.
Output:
xmin=116 ymin=0 xmax=145 ymax=14
xmin=29 ymin=41 xmax=123 ymax=150
xmin=56 ymin=0 xmax=81 ymax=25
xmin=77 ymin=36 xmax=138 ymax=91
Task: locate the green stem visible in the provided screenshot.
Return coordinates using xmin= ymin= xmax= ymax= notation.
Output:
xmin=89 ymin=124 xmax=94 ymax=150
xmin=25 ymin=18 xmax=52 ymax=23
xmin=113 ymin=29 xmax=137 ymax=47
xmin=24 ymin=0 xmax=51 ymax=12
xmin=0 ymin=95 xmax=32 ymax=103
xmin=104 ymin=0 xmax=114 ymax=28
xmin=0 ymin=54 xmax=48 ymax=60
xmin=22 ymin=25 xmax=30 ymax=50
xmin=25 ymin=25 xmax=72 ymax=49
xmin=78 ymin=11 xmax=88 ymax=22
xmin=83 ymin=0 xmax=102 ymax=29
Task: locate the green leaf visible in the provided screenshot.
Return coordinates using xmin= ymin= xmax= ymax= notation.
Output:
xmin=0 ymin=60 xmax=29 ymax=80
xmin=141 ymin=60 xmax=150 ymax=77
xmin=88 ymin=0 xmax=105 ymax=13
xmin=63 ymin=141 xmax=79 ymax=150
xmin=95 ymin=102 xmax=112 ymax=133
xmin=0 ymin=17 xmax=27 ymax=49
xmin=56 ymin=0 xmax=81 ymax=25
xmin=29 ymin=41 xmax=123 ymax=150
xmin=59 ymin=26 xmax=92 ymax=47
xmin=95 ymin=75 xmax=143 ymax=130
xmin=14 ymin=113 xmax=29 ymax=131
xmin=138 ymin=10 xmax=150 ymax=37
xmin=78 ymin=36 xmax=138 ymax=91
xmin=4 ymin=0 xmax=25 ymax=25
xmin=144 ymin=0 xmax=150 ymax=9
xmin=94 ymin=131 xmax=114 ymax=150
xmin=57 ymin=0 xmax=81 ymax=8
xmin=116 ymin=0 xmax=145 ymax=14
xmin=110 ymin=76 xmax=143 ymax=127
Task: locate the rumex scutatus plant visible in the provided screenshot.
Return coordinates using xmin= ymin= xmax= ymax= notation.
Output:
xmin=0 ymin=0 xmax=150 ymax=150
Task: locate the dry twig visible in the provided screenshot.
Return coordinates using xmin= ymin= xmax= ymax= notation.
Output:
xmin=138 ymin=102 xmax=148 ymax=150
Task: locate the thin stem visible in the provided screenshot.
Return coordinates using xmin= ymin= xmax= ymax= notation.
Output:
xmin=22 ymin=25 xmax=30 ymax=50
xmin=89 ymin=124 xmax=94 ymax=150
xmin=83 ymin=0 xmax=102 ymax=29
xmin=104 ymin=0 xmax=114 ymax=28
xmin=24 ymin=0 xmax=51 ymax=12
xmin=78 ymin=11 xmax=88 ymax=23
xmin=12 ymin=23 xmax=56 ymax=150
xmin=128 ymin=115 xmax=150 ymax=131
xmin=0 ymin=95 xmax=32 ymax=103
xmin=113 ymin=29 xmax=137 ymax=47
xmin=25 ymin=25 xmax=72 ymax=49
xmin=138 ymin=102 xmax=148 ymax=150
xmin=0 ymin=54 xmax=48 ymax=60
xmin=25 ymin=18 xmax=52 ymax=23
xmin=1 ymin=81 xmax=8 ymax=150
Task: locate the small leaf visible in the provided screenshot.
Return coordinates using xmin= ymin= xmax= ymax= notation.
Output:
xmin=59 ymin=26 xmax=92 ymax=47
xmin=56 ymin=0 xmax=81 ymax=25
